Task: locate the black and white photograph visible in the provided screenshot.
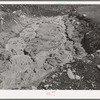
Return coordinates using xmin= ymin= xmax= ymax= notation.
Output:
xmin=0 ymin=4 xmax=100 ymax=90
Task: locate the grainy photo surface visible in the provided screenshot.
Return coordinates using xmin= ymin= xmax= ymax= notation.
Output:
xmin=0 ymin=5 xmax=100 ymax=90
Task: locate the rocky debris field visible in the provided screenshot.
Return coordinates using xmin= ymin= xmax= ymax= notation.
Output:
xmin=0 ymin=5 xmax=100 ymax=90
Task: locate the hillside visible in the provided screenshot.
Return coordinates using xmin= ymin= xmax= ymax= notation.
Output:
xmin=0 ymin=5 xmax=100 ymax=90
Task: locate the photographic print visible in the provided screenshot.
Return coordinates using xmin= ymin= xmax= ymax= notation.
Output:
xmin=0 ymin=4 xmax=100 ymax=91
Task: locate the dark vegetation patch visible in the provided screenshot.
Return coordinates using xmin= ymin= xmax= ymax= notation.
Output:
xmin=76 ymin=5 xmax=100 ymax=54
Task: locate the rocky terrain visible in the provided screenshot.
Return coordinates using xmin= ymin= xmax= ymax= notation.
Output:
xmin=0 ymin=5 xmax=100 ymax=90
